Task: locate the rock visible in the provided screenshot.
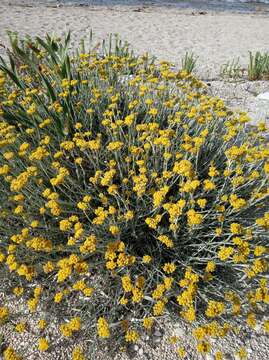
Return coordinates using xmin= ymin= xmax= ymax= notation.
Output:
xmin=127 ymin=344 xmax=139 ymax=358
xmin=173 ymin=326 xmax=185 ymax=338
xmin=252 ymin=98 xmax=269 ymax=123
xmin=205 ymin=354 xmax=214 ymax=360
xmin=153 ymin=337 xmax=161 ymax=344
xmin=154 ymin=330 xmax=162 ymax=337
xmin=257 ymin=92 xmax=269 ymax=100
xmin=138 ymin=348 xmax=144 ymax=356
xmin=210 ymin=337 xmax=217 ymax=343
xmin=254 ymin=323 xmax=263 ymax=333
xmin=141 ymin=333 xmax=150 ymax=341
xmin=223 ymin=353 xmax=234 ymax=360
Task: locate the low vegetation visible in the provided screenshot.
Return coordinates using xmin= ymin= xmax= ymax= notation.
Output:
xmin=220 ymin=51 xmax=269 ymax=81
xmin=0 ymin=33 xmax=268 ymax=359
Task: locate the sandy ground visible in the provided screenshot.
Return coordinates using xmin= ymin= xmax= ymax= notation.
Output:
xmin=0 ymin=1 xmax=269 ymax=79
xmin=1 ymin=289 xmax=269 ymax=360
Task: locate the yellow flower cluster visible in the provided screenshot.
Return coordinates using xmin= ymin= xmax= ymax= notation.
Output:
xmin=97 ymin=317 xmax=110 ymax=338
xmin=105 ymin=240 xmax=136 ymax=270
xmin=60 ymin=317 xmax=81 ymax=337
xmin=3 ymin=347 xmax=22 ymax=360
xmin=72 ymin=346 xmax=86 ymax=360
xmin=125 ymin=329 xmax=139 ymax=342
xmin=38 ymin=337 xmax=49 ymax=352
xmin=0 ymin=306 xmax=9 ymax=321
xmin=205 ymin=300 xmax=225 ymax=318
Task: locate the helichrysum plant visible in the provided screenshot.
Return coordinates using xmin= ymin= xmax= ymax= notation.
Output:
xmin=0 ymin=32 xmax=269 ymax=359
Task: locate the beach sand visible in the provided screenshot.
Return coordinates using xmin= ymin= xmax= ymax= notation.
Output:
xmin=0 ymin=1 xmax=269 ymax=79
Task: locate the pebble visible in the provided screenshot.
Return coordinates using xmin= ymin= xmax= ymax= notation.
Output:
xmin=173 ymin=326 xmax=185 ymax=337
xmin=141 ymin=333 xmax=150 ymax=342
xmin=257 ymin=92 xmax=269 ymax=101
xmin=153 ymin=337 xmax=161 ymax=344
xmin=154 ymin=330 xmax=162 ymax=337
xmin=205 ymin=354 xmax=214 ymax=360
xmin=223 ymin=353 xmax=234 ymax=360
xmin=138 ymin=348 xmax=144 ymax=356
xmin=254 ymin=323 xmax=263 ymax=332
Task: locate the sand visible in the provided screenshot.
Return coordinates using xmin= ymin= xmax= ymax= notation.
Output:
xmin=0 ymin=1 xmax=269 ymax=79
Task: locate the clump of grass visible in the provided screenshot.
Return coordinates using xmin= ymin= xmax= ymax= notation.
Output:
xmin=0 ymin=32 xmax=269 ymax=359
xmin=248 ymin=51 xmax=269 ymax=80
xmin=180 ymin=51 xmax=198 ymax=74
xmin=220 ymin=58 xmax=243 ymax=81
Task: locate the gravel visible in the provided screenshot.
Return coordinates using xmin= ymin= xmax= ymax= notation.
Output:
xmin=1 ymin=291 xmax=269 ymax=360
xmin=205 ymin=79 xmax=269 ymax=125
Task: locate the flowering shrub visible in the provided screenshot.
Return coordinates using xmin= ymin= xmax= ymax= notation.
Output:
xmin=0 ymin=33 xmax=269 ymax=359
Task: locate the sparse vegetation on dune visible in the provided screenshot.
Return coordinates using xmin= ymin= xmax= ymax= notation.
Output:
xmin=220 ymin=51 xmax=269 ymax=81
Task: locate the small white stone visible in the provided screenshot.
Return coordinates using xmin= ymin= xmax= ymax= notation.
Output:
xmin=257 ymin=92 xmax=269 ymax=101
xmin=173 ymin=326 xmax=185 ymax=337
xmin=255 ymin=323 xmax=263 ymax=332
xmin=133 ymin=344 xmax=139 ymax=352
xmin=138 ymin=348 xmax=144 ymax=355
xmin=205 ymin=354 xmax=214 ymax=360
